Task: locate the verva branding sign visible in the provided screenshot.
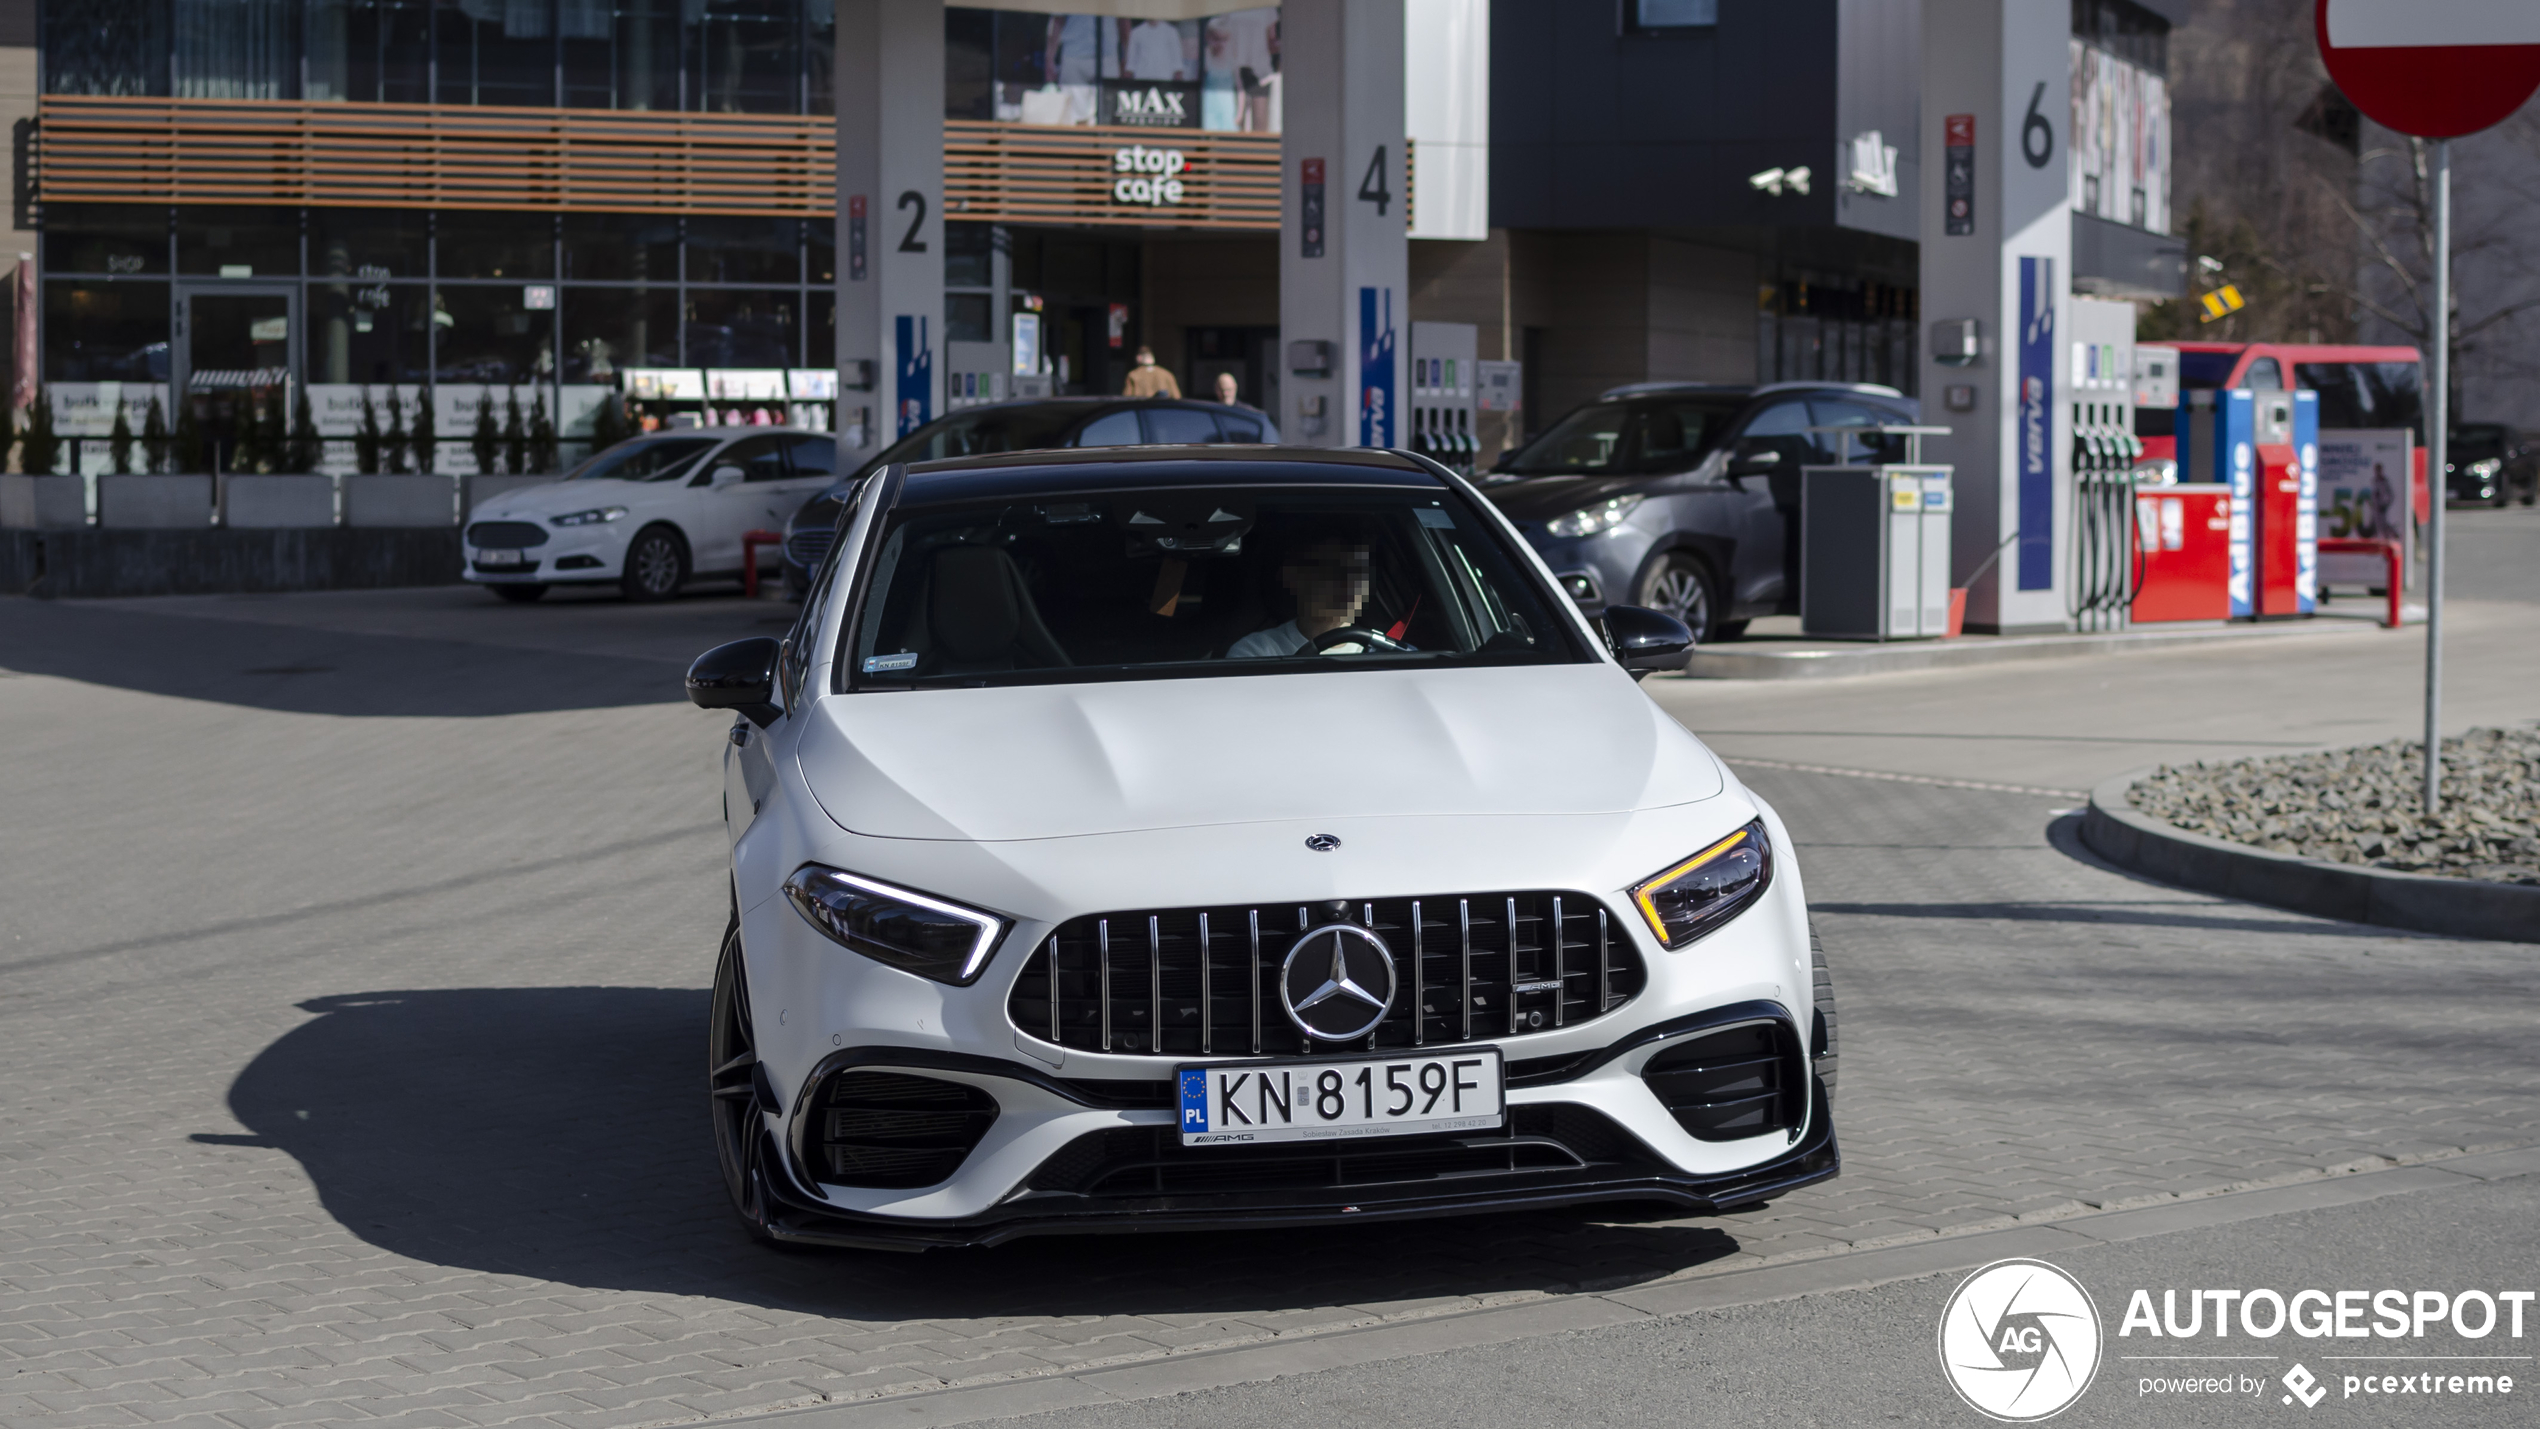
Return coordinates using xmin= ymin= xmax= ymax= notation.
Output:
xmin=2015 ymin=256 xmax=2056 ymax=592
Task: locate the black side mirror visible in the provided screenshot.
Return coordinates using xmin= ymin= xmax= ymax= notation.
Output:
xmin=688 ymin=638 xmax=783 ymax=727
xmin=1601 ymin=604 xmax=1695 ymax=679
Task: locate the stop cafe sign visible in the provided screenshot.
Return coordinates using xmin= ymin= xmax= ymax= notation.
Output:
xmin=2315 ymin=0 xmax=2540 ymax=139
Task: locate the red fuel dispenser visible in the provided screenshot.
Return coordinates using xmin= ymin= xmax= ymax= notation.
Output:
xmin=2131 ymin=487 xmax=2232 ymax=622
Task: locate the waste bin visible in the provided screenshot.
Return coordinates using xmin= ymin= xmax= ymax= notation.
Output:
xmin=1800 ymin=465 xmax=1954 ymax=640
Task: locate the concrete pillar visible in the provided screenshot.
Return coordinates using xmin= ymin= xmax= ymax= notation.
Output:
xmin=1918 ymin=0 xmax=2072 ymax=633
xmin=1280 ymin=0 xmax=1408 ymax=449
xmin=835 ymin=0 xmax=944 ymax=462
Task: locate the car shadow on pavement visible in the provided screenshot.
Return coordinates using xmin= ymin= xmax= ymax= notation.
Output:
xmin=206 ymin=987 xmax=1744 ymax=1321
xmin=0 ymin=599 xmax=684 ymax=717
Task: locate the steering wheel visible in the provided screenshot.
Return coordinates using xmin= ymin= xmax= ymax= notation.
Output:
xmin=1309 ymin=626 xmax=1411 ymax=655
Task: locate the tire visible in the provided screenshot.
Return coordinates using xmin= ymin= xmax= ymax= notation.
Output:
xmin=2492 ymin=483 xmax=2511 ymax=509
xmin=1713 ymin=619 xmax=1750 ymax=642
xmin=620 ymin=525 xmax=689 ymax=603
xmin=708 ymin=910 xmax=782 ymax=1243
xmin=487 ymin=583 xmax=547 ymax=604
xmin=1633 ymin=552 xmax=1722 ymax=645
xmin=1809 ymin=922 xmax=1837 ymax=1108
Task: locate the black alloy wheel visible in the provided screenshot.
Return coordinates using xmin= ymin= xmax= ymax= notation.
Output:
xmin=709 ymin=914 xmax=779 ymax=1241
xmin=621 ymin=526 xmax=689 ymax=602
xmin=488 ymin=583 xmax=548 ymax=604
xmin=1635 ymin=553 xmax=1721 ymax=645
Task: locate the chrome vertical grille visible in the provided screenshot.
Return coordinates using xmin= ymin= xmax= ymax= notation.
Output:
xmin=1006 ymin=890 xmax=1644 ymax=1058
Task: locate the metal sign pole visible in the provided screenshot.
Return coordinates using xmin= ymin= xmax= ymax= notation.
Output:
xmin=2423 ymin=138 xmax=2449 ymax=816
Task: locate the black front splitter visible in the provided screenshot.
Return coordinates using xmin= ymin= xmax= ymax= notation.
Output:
xmin=751 ymin=1081 xmax=1839 ymax=1253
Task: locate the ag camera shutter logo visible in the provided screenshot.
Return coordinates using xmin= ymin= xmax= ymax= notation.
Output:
xmin=1113 ymin=146 xmax=1188 ymax=208
xmin=1939 ymin=1258 xmax=2104 ymax=1420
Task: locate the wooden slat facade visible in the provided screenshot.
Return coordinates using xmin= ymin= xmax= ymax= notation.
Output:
xmin=36 ymin=98 xmax=1285 ymax=231
xmin=37 ymin=96 xmax=837 ymax=216
xmin=936 ymin=120 xmax=1281 ymax=231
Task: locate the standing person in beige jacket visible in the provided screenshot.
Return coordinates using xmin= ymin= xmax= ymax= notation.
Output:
xmin=1123 ymin=346 xmax=1181 ymax=399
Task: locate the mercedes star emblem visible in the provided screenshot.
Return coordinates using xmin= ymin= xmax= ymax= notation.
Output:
xmin=1305 ymin=833 xmax=1342 ymax=852
xmin=1279 ymin=924 xmax=1397 ymax=1041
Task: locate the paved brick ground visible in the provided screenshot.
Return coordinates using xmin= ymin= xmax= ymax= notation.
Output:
xmin=2 ymin=595 xmax=2535 ymax=1429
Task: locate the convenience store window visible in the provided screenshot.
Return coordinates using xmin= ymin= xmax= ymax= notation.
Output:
xmin=40 ymin=205 xmax=829 ymax=381
xmin=176 ymin=207 xmax=300 ymax=278
xmin=44 ymin=205 xmax=169 ymax=277
xmin=309 ymin=208 xmax=430 ymax=279
xmin=43 ymin=281 xmax=172 ymax=382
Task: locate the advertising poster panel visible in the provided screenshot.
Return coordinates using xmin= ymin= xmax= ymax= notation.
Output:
xmin=2317 ymin=428 xmax=2415 ymax=589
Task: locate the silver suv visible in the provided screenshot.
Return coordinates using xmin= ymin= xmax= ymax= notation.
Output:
xmin=1484 ymin=382 xmax=1918 ymax=642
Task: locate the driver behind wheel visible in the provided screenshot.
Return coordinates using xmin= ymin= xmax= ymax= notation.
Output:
xmin=1227 ymin=529 xmax=1374 ymax=657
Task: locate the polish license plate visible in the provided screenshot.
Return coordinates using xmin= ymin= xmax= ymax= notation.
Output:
xmin=1176 ymin=1048 xmax=1503 ymax=1146
xmin=478 ymin=548 xmax=526 ymax=566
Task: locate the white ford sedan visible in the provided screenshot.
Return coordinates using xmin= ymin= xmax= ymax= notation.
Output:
xmin=464 ymin=429 xmax=839 ymax=602
xmin=687 ymin=446 xmax=1837 ymax=1249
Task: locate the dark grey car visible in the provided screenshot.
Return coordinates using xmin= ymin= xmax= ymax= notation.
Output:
xmin=1484 ymin=382 xmax=1919 ymax=642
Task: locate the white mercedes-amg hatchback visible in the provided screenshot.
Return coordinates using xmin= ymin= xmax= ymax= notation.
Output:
xmin=687 ymin=445 xmax=1837 ymax=1249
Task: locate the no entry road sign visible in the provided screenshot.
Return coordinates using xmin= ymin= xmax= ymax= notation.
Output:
xmin=2314 ymin=2 xmax=2540 ymax=815
xmin=2315 ymin=0 xmax=2540 ymax=139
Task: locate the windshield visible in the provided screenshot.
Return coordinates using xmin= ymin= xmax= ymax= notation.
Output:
xmin=2294 ymin=361 xmax=2424 ymax=437
xmin=2178 ymin=350 xmax=2239 ymax=390
xmin=1498 ymin=398 xmax=1742 ymax=476
xmin=569 ymin=437 xmax=719 ymax=481
xmin=843 ymin=485 xmax=1586 ymax=688
xmin=853 ymin=407 xmax=1089 ymax=479
xmin=2450 ymin=425 xmax=2507 ymax=461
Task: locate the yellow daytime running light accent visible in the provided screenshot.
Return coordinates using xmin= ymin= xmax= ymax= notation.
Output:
xmin=1633 ymin=827 xmax=1753 ymax=945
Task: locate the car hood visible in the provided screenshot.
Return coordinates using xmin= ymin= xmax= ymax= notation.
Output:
xmin=1485 ymin=474 xmax=1661 ymax=523
xmin=796 ymin=663 xmax=1725 ymax=841
xmin=469 ymin=478 xmax=657 ymax=524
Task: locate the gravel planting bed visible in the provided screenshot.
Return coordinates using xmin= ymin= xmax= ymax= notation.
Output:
xmin=2131 ymin=727 xmax=2540 ymax=887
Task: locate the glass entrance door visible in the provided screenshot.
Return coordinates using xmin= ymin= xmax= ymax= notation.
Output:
xmin=177 ymin=287 xmax=298 ymax=473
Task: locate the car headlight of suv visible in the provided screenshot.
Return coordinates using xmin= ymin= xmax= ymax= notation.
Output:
xmin=551 ymin=506 xmax=629 ymax=527
xmin=783 ymin=865 xmax=1010 ymax=984
xmin=1547 ymin=494 xmax=1644 ymax=538
xmin=1630 ymin=819 xmax=1772 ymax=948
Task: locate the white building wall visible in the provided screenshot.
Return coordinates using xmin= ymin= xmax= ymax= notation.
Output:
xmin=1405 ymin=0 xmax=1486 ymax=242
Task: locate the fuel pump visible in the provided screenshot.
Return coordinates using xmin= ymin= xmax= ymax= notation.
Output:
xmin=2068 ymin=298 xmax=2142 ymax=632
xmin=1409 ymin=321 xmax=1478 ymax=477
xmin=2178 ymin=387 xmax=2317 ymax=620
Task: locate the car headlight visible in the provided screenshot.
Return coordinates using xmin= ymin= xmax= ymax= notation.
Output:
xmin=1630 ymin=819 xmax=1772 ymax=948
xmin=551 ymin=506 xmax=629 ymax=527
xmin=1546 ymin=494 xmax=1644 ymax=538
xmin=783 ymin=865 xmax=1009 ymax=985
